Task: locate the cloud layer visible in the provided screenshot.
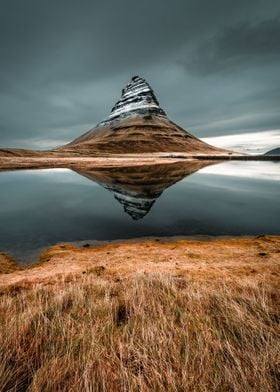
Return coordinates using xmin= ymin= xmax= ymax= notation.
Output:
xmin=203 ymin=130 xmax=280 ymax=154
xmin=0 ymin=0 xmax=279 ymax=149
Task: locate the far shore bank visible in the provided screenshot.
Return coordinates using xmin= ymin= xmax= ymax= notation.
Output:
xmin=0 ymin=153 xmax=279 ymax=171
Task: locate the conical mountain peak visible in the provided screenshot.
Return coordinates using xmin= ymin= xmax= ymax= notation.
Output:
xmin=60 ymin=76 xmax=229 ymax=155
xmin=98 ymin=76 xmax=166 ymax=126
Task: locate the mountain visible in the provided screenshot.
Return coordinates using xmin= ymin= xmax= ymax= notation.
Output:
xmin=57 ymin=76 xmax=228 ymax=155
xmin=264 ymin=147 xmax=280 ymax=156
xmin=74 ymin=160 xmax=217 ymax=220
xmin=0 ymin=148 xmax=44 ymax=157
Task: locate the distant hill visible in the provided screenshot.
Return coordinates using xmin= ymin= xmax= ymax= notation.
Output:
xmin=264 ymin=147 xmax=280 ymax=156
xmin=0 ymin=148 xmax=44 ymax=157
xmin=56 ymin=76 xmax=230 ymax=156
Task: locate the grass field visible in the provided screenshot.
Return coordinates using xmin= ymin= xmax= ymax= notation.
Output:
xmin=0 ymin=270 xmax=279 ymax=391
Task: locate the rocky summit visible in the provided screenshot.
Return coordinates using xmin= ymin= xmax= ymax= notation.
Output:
xmin=57 ymin=76 xmax=228 ymax=155
xmin=99 ymin=76 xmax=167 ymax=126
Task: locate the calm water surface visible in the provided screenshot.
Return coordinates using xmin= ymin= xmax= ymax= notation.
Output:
xmin=0 ymin=161 xmax=279 ymax=263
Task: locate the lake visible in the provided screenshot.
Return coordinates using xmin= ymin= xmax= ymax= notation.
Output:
xmin=0 ymin=160 xmax=279 ymax=263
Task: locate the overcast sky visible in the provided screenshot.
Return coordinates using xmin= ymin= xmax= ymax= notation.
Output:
xmin=0 ymin=0 xmax=280 ymax=150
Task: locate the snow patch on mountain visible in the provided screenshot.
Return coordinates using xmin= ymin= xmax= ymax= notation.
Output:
xmin=98 ymin=76 xmax=166 ymax=126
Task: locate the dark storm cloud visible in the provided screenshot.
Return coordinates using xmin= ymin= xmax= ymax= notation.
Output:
xmin=181 ymin=17 xmax=280 ymax=75
xmin=0 ymin=0 xmax=280 ymax=149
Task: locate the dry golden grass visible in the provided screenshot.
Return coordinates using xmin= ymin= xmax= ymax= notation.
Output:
xmin=0 ymin=237 xmax=279 ymax=391
xmin=1 ymin=236 xmax=279 ymax=290
xmin=0 ymin=272 xmax=279 ymax=391
xmin=0 ymin=155 xmax=187 ymax=171
xmin=60 ymin=115 xmax=227 ymax=155
xmin=0 ymin=253 xmax=19 ymax=275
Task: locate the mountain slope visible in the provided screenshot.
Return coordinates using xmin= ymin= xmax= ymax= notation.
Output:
xmin=264 ymin=147 xmax=280 ymax=156
xmin=57 ymin=76 xmax=229 ymax=155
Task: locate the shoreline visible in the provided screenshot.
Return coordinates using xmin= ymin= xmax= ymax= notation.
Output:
xmin=2 ymin=233 xmax=278 ymax=266
xmin=1 ymin=234 xmax=279 ymax=291
xmin=0 ymin=154 xmax=279 ymax=171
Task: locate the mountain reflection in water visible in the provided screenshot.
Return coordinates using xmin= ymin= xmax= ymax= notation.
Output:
xmin=75 ymin=161 xmax=216 ymax=220
xmin=0 ymin=160 xmax=279 ymax=263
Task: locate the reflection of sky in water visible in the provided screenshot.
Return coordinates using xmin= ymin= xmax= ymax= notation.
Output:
xmin=0 ymin=162 xmax=279 ymax=263
xmin=200 ymin=161 xmax=280 ymax=181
